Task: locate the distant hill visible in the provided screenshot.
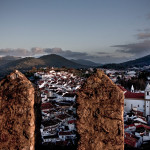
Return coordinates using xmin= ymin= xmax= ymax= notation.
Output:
xmin=0 ymin=56 xmax=21 ymax=65
xmin=102 ymin=55 xmax=150 ymax=69
xmin=40 ymin=54 xmax=86 ymax=68
xmin=71 ymin=59 xmax=101 ymax=66
xmin=0 ymin=54 xmax=87 ymax=78
xmin=1 ymin=54 xmax=150 ymax=78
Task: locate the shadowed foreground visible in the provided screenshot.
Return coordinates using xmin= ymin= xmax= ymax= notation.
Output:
xmin=0 ymin=70 xmax=35 ymax=150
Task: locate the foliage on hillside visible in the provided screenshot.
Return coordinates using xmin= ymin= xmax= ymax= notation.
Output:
xmin=118 ymin=71 xmax=150 ymax=91
xmin=102 ymin=55 xmax=150 ymax=69
xmin=0 ymin=54 xmax=87 ymax=79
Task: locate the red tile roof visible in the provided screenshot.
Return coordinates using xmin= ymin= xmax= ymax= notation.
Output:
xmin=124 ymin=132 xmax=137 ymax=148
xmin=117 ymin=85 xmax=144 ymax=99
xmin=124 ymin=124 xmax=135 ymax=129
xmin=125 ymin=91 xmax=144 ymax=99
xmin=56 ymin=114 xmax=70 ymax=120
xmin=59 ymin=131 xmax=73 ymax=135
xmin=136 ymin=124 xmax=150 ymax=130
xmin=68 ymin=120 xmax=76 ymax=124
xmin=125 ymin=124 xmax=150 ymax=130
xmin=41 ymin=103 xmax=54 ymax=110
xmin=117 ymin=85 xmax=127 ymax=92
xmin=132 ymin=110 xmax=143 ymax=117
xmin=63 ymin=93 xmax=76 ymax=97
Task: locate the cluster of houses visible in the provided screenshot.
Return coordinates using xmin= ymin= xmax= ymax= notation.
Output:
xmin=118 ymin=84 xmax=150 ymax=149
xmin=104 ymin=69 xmax=150 ymax=148
xmin=33 ymin=68 xmax=150 ymax=148
xmin=104 ymin=69 xmax=137 ymax=83
xmin=35 ymin=70 xmax=84 ymax=146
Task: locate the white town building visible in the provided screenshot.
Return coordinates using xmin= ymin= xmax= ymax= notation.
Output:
xmin=122 ymin=84 xmax=150 ymax=118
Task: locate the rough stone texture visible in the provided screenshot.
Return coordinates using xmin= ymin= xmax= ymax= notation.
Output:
xmin=0 ymin=70 xmax=35 ymax=150
xmin=76 ymin=70 xmax=124 ymax=150
xmin=34 ymin=87 xmax=42 ymax=150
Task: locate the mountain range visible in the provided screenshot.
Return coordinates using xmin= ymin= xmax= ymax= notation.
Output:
xmin=0 ymin=54 xmax=88 ymax=78
xmin=70 ymin=59 xmax=101 ymax=66
xmin=1 ymin=53 xmax=150 ymax=78
xmin=0 ymin=56 xmax=21 ymax=65
xmin=102 ymin=54 xmax=150 ymax=69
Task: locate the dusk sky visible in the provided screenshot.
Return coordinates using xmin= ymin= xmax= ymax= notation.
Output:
xmin=0 ymin=0 xmax=150 ymax=63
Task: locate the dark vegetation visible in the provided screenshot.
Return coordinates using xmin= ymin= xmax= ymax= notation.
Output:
xmin=0 ymin=55 xmax=21 ymax=65
xmin=102 ymin=55 xmax=150 ymax=69
xmin=71 ymin=59 xmax=101 ymax=66
xmin=118 ymin=71 xmax=150 ymax=91
xmin=1 ymin=53 xmax=150 ymax=79
xmin=0 ymin=54 xmax=88 ymax=79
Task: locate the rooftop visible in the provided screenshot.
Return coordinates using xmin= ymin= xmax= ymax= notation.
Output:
xmin=59 ymin=131 xmax=74 ymax=135
xmin=117 ymin=85 xmax=127 ymax=92
xmin=42 ymin=119 xmax=61 ymax=127
xmin=125 ymin=91 xmax=144 ymax=99
xmin=56 ymin=114 xmax=70 ymax=120
xmin=41 ymin=103 xmax=54 ymax=110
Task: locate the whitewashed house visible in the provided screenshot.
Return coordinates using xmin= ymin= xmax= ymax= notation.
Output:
xmin=58 ymin=131 xmax=76 ymax=141
xmin=68 ymin=120 xmax=76 ymax=131
xmin=62 ymin=92 xmax=76 ymax=101
xmin=122 ymin=84 xmax=150 ymax=118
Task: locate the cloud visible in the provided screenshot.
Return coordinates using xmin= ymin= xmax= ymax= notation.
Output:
xmin=31 ymin=47 xmax=44 ymax=55
xmin=44 ymin=48 xmax=63 ymax=54
xmin=112 ymin=40 xmax=150 ymax=57
xmin=136 ymin=33 xmax=150 ymax=39
xmin=0 ymin=47 xmax=45 ymax=57
xmin=0 ymin=47 xmax=97 ymax=60
xmin=0 ymin=47 xmax=136 ymax=64
xmin=0 ymin=48 xmax=31 ymax=57
xmin=97 ymin=52 xmax=109 ymax=55
xmin=43 ymin=48 xmax=96 ymax=60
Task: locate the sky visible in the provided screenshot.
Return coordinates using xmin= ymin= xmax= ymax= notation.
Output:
xmin=0 ymin=0 xmax=150 ymax=63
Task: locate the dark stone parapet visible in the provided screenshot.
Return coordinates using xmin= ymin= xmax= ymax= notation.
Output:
xmin=0 ymin=70 xmax=35 ymax=150
xmin=76 ymin=70 xmax=124 ymax=150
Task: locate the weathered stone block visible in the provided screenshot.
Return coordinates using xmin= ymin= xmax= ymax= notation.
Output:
xmin=76 ymin=70 xmax=124 ymax=150
xmin=0 ymin=70 xmax=35 ymax=150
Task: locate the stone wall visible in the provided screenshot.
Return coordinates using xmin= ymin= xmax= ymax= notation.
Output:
xmin=0 ymin=70 xmax=35 ymax=150
xmin=76 ymin=70 xmax=124 ymax=150
xmin=0 ymin=69 xmax=124 ymax=150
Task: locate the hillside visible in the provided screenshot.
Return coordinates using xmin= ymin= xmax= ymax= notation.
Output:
xmin=102 ymin=55 xmax=150 ymax=69
xmin=0 ymin=54 xmax=87 ymax=78
xmin=71 ymin=59 xmax=100 ymax=66
xmin=120 ymin=55 xmax=150 ymax=68
xmin=0 ymin=57 xmax=45 ymax=76
xmin=0 ymin=56 xmax=21 ymax=65
xmin=40 ymin=54 xmax=86 ymax=68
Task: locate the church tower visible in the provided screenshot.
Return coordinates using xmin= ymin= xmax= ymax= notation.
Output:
xmin=131 ymin=85 xmax=134 ymax=93
xmin=145 ymin=83 xmax=150 ymax=99
xmin=145 ymin=83 xmax=150 ymax=117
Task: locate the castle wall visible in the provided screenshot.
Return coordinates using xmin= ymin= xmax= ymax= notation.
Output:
xmin=77 ymin=70 xmax=124 ymax=150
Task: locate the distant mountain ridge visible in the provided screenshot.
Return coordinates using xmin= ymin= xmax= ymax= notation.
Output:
xmin=0 ymin=55 xmax=21 ymax=65
xmin=102 ymin=55 xmax=150 ymax=69
xmin=71 ymin=59 xmax=101 ymax=66
xmin=1 ymin=53 xmax=150 ymax=78
xmin=40 ymin=54 xmax=86 ymax=68
xmin=0 ymin=54 xmax=87 ymax=78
